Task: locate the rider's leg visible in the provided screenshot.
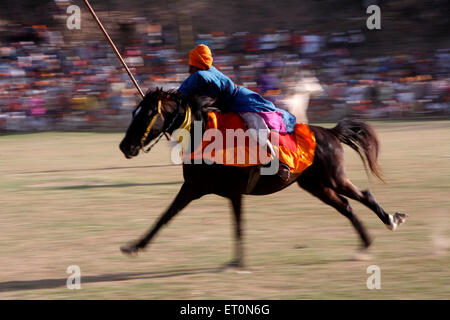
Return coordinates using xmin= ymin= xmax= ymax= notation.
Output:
xmin=238 ymin=112 xmax=270 ymax=147
xmin=239 ymin=112 xmax=291 ymax=181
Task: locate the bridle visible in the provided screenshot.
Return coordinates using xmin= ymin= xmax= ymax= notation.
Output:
xmin=139 ymin=99 xmax=192 ymax=153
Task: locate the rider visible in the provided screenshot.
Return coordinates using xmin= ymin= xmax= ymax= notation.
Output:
xmin=177 ymin=44 xmax=295 ymax=180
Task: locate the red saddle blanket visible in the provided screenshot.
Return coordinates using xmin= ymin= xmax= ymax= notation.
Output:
xmin=184 ymin=112 xmax=316 ymax=174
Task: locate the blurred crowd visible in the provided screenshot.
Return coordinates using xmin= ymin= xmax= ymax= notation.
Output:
xmin=0 ymin=21 xmax=449 ymax=132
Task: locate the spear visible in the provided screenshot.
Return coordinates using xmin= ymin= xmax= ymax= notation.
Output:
xmin=82 ymin=0 xmax=145 ymax=99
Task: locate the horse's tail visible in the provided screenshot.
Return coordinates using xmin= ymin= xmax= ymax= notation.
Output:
xmin=330 ymin=119 xmax=384 ymax=182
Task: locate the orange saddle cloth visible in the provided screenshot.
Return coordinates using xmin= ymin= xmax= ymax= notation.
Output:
xmin=184 ymin=112 xmax=316 ymax=174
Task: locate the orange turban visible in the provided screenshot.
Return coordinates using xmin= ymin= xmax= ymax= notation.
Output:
xmin=189 ymin=44 xmax=213 ymax=70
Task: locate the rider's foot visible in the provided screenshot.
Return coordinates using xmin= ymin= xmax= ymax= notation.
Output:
xmin=278 ymin=163 xmax=291 ymax=181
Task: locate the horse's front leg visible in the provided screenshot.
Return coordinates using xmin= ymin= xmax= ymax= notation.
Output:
xmin=225 ymin=195 xmax=245 ymax=268
xmin=121 ymin=183 xmax=204 ymax=255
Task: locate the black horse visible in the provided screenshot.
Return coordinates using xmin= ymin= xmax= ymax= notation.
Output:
xmin=119 ymin=88 xmax=407 ymax=266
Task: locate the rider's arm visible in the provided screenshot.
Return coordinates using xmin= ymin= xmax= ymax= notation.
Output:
xmin=178 ymin=72 xmax=202 ymax=100
xmin=177 ymin=72 xmax=219 ymax=113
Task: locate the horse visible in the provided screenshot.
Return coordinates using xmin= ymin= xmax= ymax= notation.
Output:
xmin=119 ymin=88 xmax=407 ymax=266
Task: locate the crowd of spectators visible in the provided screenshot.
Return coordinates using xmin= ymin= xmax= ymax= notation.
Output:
xmin=0 ymin=21 xmax=448 ymax=132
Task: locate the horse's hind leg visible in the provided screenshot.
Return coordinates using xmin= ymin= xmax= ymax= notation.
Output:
xmin=332 ymin=178 xmax=407 ymax=231
xmin=297 ymin=178 xmax=372 ymax=250
xmin=121 ymin=182 xmax=205 ymax=255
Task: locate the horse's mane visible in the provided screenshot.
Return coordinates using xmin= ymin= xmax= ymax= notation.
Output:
xmin=142 ymin=88 xmax=188 ymax=110
xmin=143 ymin=87 xmax=219 ymax=114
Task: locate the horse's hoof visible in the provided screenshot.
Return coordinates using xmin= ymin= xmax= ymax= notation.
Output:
xmin=120 ymin=243 xmax=139 ymax=256
xmin=351 ymin=249 xmax=372 ymax=261
xmin=221 ymin=260 xmax=251 ymax=273
xmin=224 ymin=266 xmax=252 ymax=274
xmin=386 ymin=212 xmax=408 ymax=231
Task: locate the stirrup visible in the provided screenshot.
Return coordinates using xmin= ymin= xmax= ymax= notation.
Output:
xmin=278 ymin=163 xmax=291 ymax=181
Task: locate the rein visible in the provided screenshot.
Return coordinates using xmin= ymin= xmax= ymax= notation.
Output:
xmin=140 ymin=99 xmax=192 ymax=153
xmin=140 ymin=100 xmax=162 ymax=146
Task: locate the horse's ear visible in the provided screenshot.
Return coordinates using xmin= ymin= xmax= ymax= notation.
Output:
xmin=144 ymin=87 xmax=156 ymax=100
xmin=156 ymin=87 xmax=164 ymax=99
xmin=158 ymin=87 xmax=171 ymax=100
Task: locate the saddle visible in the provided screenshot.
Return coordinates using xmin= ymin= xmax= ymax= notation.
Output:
xmin=183 ymin=111 xmax=316 ymax=174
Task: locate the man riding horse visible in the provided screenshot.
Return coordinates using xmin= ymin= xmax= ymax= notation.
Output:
xmin=177 ymin=44 xmax=294 ymax=180
xmin=118 ymin=46 xmax=407 ymax=264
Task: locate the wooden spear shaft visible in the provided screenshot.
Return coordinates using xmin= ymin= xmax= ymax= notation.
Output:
xmin=82 ymin=0 xmax=145 ymax=98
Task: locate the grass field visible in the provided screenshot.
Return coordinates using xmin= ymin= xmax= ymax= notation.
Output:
xmin=0 ymin=121 xmax=449 ymax=299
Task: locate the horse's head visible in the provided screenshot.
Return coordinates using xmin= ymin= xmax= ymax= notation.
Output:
xmin=119 ymin=87 xmax=186 ymax=159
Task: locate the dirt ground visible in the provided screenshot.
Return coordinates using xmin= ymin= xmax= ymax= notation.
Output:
xmin=0 ymin=121 xmax=449 ymax=299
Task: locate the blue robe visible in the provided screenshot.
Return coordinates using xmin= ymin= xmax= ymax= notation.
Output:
xmin=178 ymin=66 xmax=296 ymax=134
